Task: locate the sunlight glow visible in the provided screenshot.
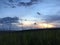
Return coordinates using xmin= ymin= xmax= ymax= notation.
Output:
xmin=17 ymin=21 xmax=55 ymax=28
xmin=38 ymin=23 xmax=55 ymax=28
xmin=22 ymin=21 xmax=34 ymax=26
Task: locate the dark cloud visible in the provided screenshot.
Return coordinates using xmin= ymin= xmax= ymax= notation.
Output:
xmin=17 ymin=0 xmax=42 ymax=6
xmin=44 ymin=15 xmax=60 ymax=23
xmin=0 ymin=17 xmax=19 ymax=24
xmin=17 ymin=2 xmax=26 ymax=6
xmin=31 ymin=0 xmax=39 ymax=2
xmin=8 ymin=0 xmax=14 ymax=3
xmin=2 ymin=0 xmax=42 ymax=8
xmin=37 ymin=12 xmax=41 ymax=15
xmin=26 ymin=2 xmax=33 ymax=6
xmin=17 ymin=2 xmax=34 ymax=6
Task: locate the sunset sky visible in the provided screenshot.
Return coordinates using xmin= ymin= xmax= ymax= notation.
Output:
xmin=0 ymin=0 xmax=60 ymax=29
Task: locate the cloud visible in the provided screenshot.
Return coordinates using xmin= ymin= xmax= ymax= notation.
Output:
xmin=2 ymin=0 xmax=42 ymax=8
xmin=17 ymin=2 xmax=34 ymax=6
xmin=8 ymin=0 xmax=14 ymax=3
xmin=44 ymin=15 xmax=60 ymax=23
xmin=31 ymin=0 xmax=38 ymax=2
xmin=0 ymin=17 xmax=19 ymax=24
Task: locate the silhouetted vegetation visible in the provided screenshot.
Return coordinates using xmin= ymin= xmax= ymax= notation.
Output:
xmin=0 ymin=28 xmax=60 ymax=45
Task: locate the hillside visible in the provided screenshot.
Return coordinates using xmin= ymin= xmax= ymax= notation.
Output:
xmin=0 ymin=28 xmax=60 ymax=45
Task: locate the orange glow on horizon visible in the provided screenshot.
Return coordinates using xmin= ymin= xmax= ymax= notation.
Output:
xmin=17 ymin=21 xmax=55 ymax=28
xmin=37 ymin=23 xmax=55 ymax=28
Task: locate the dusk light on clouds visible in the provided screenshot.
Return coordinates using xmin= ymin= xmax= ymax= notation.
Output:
xmin=0 ymin=0 xmax=60 ymax=30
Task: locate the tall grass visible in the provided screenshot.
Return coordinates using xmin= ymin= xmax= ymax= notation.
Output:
xmin=0 ymin=30 xmax=60 ymax=45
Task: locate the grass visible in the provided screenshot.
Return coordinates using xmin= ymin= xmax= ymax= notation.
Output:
xmin=0 ymin=28 xmax=60 ymax=45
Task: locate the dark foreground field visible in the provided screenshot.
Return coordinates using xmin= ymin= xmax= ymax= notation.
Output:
xmin=0 ymin=28 xmax=60 ymax=45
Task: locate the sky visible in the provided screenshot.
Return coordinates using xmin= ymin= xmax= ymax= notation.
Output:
xmin=0 ymin=0 xmax=60 ymax=29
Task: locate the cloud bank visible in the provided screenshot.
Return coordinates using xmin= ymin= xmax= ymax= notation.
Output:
xmin=44 ymin=15 xmax=60 ymax=23
xmin=0 ymin=17 xmax=19 ymax=24
xmin=1 ymin=0 xmax=42 ymax=8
